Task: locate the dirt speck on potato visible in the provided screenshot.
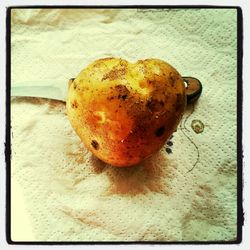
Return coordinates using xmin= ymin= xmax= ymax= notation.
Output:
xmin=71 ymin=100 xmax=78 ymax=109
xmin=91 ymin=140 xmax=99 ymax=150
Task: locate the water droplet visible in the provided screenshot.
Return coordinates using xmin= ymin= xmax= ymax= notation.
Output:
xmin=191 ymin=120 xmax=204 ymax=134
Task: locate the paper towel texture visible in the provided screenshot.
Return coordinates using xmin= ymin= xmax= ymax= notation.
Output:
xmin=11 ymin=8 xmax=238 ymax=241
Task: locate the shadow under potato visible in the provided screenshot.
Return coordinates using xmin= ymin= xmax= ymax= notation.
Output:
xmin=90 ymin=150 xmax=176 ymax=196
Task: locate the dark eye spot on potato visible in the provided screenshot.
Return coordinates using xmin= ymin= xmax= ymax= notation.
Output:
xmin=71 ymin=100 xmax=78 ymax=109
xmin=91 ymin=140 xmax=99 ymax=150
xmin=118 ymin=94 xmax=128 ymax=100
xmin=155 ymin=126 xmax=165 ymax=137
xmin=115 ymin=85 xmax=130 ymax=100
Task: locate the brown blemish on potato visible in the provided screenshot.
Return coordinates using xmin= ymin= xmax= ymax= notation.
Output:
xmin=146 ymin=99 xmax=164 ymax=113
xmin=102 ymin=65 xmax=127 ymax=81
xmin=155 ymin=126 xmax=165 ymax=137
xmin=91 ymin=140 xmax=99 ymax=150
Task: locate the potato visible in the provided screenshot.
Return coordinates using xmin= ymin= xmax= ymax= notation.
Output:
xmin=66 ymin=58 xmax=186 ymax=167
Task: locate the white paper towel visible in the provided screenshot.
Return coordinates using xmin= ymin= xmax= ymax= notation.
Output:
xmin=11 ymin=8 xmax=238 ymax=241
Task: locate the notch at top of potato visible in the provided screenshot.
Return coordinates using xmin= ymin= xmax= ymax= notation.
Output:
xmin=66 ymin=58 xmax=186 ymax=167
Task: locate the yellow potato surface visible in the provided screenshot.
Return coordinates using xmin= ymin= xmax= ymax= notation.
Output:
xmin=66 ymin=58 xmax=186 ymax=167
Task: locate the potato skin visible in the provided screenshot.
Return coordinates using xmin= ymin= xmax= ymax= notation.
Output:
xmin=66 ymin=58 xmax=186 ymax=167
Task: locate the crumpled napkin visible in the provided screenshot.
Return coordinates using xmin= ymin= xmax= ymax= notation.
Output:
xmin=11 ymin=8 xmax=237 ymax=241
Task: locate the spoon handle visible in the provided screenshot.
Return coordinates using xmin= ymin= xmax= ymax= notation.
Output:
xmin=183 ymin=77 xmax=202 ymax=104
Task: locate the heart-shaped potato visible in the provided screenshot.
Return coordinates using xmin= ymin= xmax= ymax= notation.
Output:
xmin=66 ymin=58 xmax=186 ymax=167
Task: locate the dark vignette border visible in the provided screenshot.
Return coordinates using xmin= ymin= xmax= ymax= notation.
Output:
xmin=5 ymin=5 xmax=243 ymax=245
